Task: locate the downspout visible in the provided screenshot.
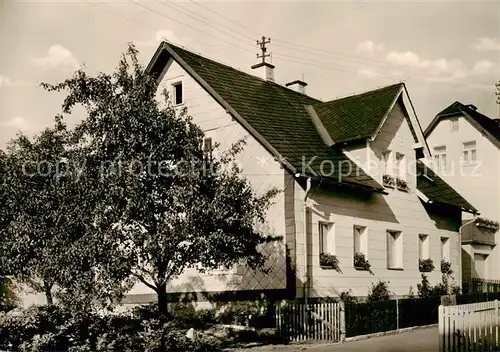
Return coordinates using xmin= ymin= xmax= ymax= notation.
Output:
xmin=303 ymin=177 xmax=312 ymax=304
xmin=458 ymin=214 xmax=477 ymax=293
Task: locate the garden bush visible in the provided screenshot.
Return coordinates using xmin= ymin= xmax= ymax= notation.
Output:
xmin=0 ymin=304 xmax=230 ymax=351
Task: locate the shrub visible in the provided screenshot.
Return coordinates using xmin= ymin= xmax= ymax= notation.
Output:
xmin=340 ymin=291 xmax=358 ymax=304
xmin=419 ymin=258 xmax=434 ymax=272
xmin=441 ymin=260 xmax=453 ymax=275
xmin=353 ymin=253 xmax=371 ymax=270
xmin=0 ymin=304 xmax=228 ymax=352
xmin=366 ymin=280 xmax=392 ymax=303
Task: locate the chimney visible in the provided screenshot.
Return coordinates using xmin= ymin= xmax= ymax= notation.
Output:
xmin=251 ymin=62 xmax=275 ymax=82
xmin=252 ymin=36 xmax=275 ymax=82
xmin=286 ymin=80 xmax=308 ymax=94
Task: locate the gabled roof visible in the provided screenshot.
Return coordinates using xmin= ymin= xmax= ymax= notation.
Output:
xmin=312 ymin=83 xmax=403 ymax=144
xmin=147 ymin=42 xmax=384 ymax=192
xmin=425 ymin=101 xmax=500 ymax=147
xmin=416 ymin=160 xmax=477 ymax=213
xmin=145 ymin=42 xmax=471 ymax=209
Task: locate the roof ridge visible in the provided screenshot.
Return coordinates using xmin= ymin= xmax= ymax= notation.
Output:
xmin=165 ymin=41 xmax=322 ymax=103
xmin=316 ymin=82 xmax=403 ymax=105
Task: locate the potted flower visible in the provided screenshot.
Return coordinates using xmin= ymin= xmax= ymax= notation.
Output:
xmin=383 ymin=174 xmax=395 ymax=188
xmin=320 ymin=253 xmax=340 ymax=271
xmin=396 ymin=178 xmax=408 ymax=191
xmin=475 ymin=217 xmax=500 ymax=230
xmin=419 ymin=258 xmax=434 ymax=272
xmin=354 ymin=253 xmax=371 ymax=271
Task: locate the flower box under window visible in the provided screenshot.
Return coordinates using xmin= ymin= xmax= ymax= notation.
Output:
xmin=354 ymin=252 xmax=371 ymax=271
xmin=396 ymin=178 xmax=409 ymax=191
xmin=419 ymin=258 xmax=434 ymax=273
xmin=320 ymin=253 xmax=340 ymax=271
xmin=383 ymin=174 xmax=395 ymax=188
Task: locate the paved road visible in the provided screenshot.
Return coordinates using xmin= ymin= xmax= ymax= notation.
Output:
xmin=308 ymin=327 xmax=439 ymax=352
xmin=231 ymin=326 xmax=439 ymax=352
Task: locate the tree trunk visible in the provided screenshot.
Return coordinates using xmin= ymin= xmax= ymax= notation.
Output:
xmin=157 ymin=283 xmax=168 ymax=317
xmin=44 ymin=282 xmax=53 ymax=305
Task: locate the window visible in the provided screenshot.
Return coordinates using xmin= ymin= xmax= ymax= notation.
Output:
xmin=462 ymin=141 xmax=477 ymax=163
xmin=387 ymin=230 xmax=403 ymax=269
xmin=450 ymin=118 xmax=459 ymax=132
xmin=395 ymin=153 xmax=406 ymax=180
xmin=474 ymin=253 xmax=488 ymax=279
xmin=441 ymin=237 xmax=450 ymax=261
xmin=419 ymin=234 xmax=430 ymax=260
xmin=172 ymin=81 xmax=183 ymax=105
xmin=353 ymin=225 xmax=367 ymax=256
xmin=382 ymin=150 xmax=392 ymax=175
xmin=203 ymin=137 xmax=212 ymax=154
xmin=319 ymin=222 xmax=335 ymax=255
xmin=433 ymin=146 xmax=447 ymax=169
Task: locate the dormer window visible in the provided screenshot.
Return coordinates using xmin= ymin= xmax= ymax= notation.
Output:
xmin=395 ymin=153 xmax=406 ymax=180
xmin=382 ymin=150 xmax=392 ymax=175
xmin=172 ymin=81 xmax=183 ymax=105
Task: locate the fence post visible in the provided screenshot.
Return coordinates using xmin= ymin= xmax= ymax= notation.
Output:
xmin=495 ymin=300 xmax=499 ymax=347
xmin=340 ymin=300 xmax=346 ymax=341
xmin=396 ymin=298 xmax=399 ymax=330
xmin=438 ymin=305 xmax=444 ymax=352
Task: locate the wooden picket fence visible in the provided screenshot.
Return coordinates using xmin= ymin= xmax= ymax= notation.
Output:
xmin=275 ymin=302 xmax=344 ymax=342
xmin=439 ymin=300 xmax=500 ymax=351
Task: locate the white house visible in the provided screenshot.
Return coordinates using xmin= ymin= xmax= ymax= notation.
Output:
xmin=121 ymin=42 xmax=478 ymax=305
xmin=425 ymin=102 xmax=500 ymax=290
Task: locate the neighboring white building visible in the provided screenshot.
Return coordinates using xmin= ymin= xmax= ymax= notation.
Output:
xmin=425 ymin=102 xmax=500 ymax=289
xmin=116 ymin=42 xmax=480 ymax=306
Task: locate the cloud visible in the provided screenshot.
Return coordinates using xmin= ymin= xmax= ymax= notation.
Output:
xmin=385 ymin=51 xmax=466 ymax=79
xmin=33 ymin=45 xmax=79 ymax=70
xmin=3 ymin=116 xmax=32 ymax=131
xmin=0 ymin=75 xmax=12 ymax=87
xmin=473 ymin=37 xmax=500 ymax=52
xmin=356 ymin=41 xmax=384 ymax=55
xmin=136 ymin=29 xmax=186 ymax=47
xmin=358 ymin=68 xmax=380 ymax=78
xmin=472 ymin=59 xmax=496 ymax=75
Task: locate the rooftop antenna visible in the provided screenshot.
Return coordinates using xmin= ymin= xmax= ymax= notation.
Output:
xmin=256 ymin=36 xmax=271 ymax=64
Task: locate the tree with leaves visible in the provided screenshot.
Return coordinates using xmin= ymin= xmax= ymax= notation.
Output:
xmin=42 ymin=44 xmax=279 ymax=316
xmin=1 ymin=118 xmax=132 ymax=311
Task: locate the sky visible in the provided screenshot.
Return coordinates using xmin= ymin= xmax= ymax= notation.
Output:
xmin=1 ymin=0 xmax=499 ymax=150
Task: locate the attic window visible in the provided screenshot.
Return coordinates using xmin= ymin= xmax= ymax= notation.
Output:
xmin=172 ymin=81 xmax=183 ymax=105
xmin=450 ymin=118 xmax=459 ymax=132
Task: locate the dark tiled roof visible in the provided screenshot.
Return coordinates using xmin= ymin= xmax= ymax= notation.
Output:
xmin=162 ymin=43 xmax=384 ymax=191
xmin=430 ymin=101 xmax=500 ymax=144
xmin=312 ymin=84 xmax=403 ymax=143
xmin=416 ymin=160 xmax=477 ymax=213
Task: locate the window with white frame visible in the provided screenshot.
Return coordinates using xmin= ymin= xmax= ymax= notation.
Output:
xmin=441 ymin=237 xmax=450 ymax=261
xmin=172 ymin=81 xmax=183 ymax=105
xmin=353 ymin=225 xmax=368 ymax=256
xmin=433 ymin=146 xmax=447 ymax=169
xmin=419 ymin=234 xmax=430 ymax=260
xmin=395 ymin=153 xmax=406 ymax=180
xmin=319 ymin=222 xmax=335 ymax=255
xmin=450 ymin=118 xmax=459 ymax=132
xmin=382 ymin=150 xmax=392 ymax=175
xmin=387 ymin=230 xmax=403 ymax=269
xmin=462 ymin=141 xmax=477 ymax=163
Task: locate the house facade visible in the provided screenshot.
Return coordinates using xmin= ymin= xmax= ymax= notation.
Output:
xmin=425 ymin=103 xmax=500 ymax=288
xmin=123 ymin=42 xmax=477 ymax=305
